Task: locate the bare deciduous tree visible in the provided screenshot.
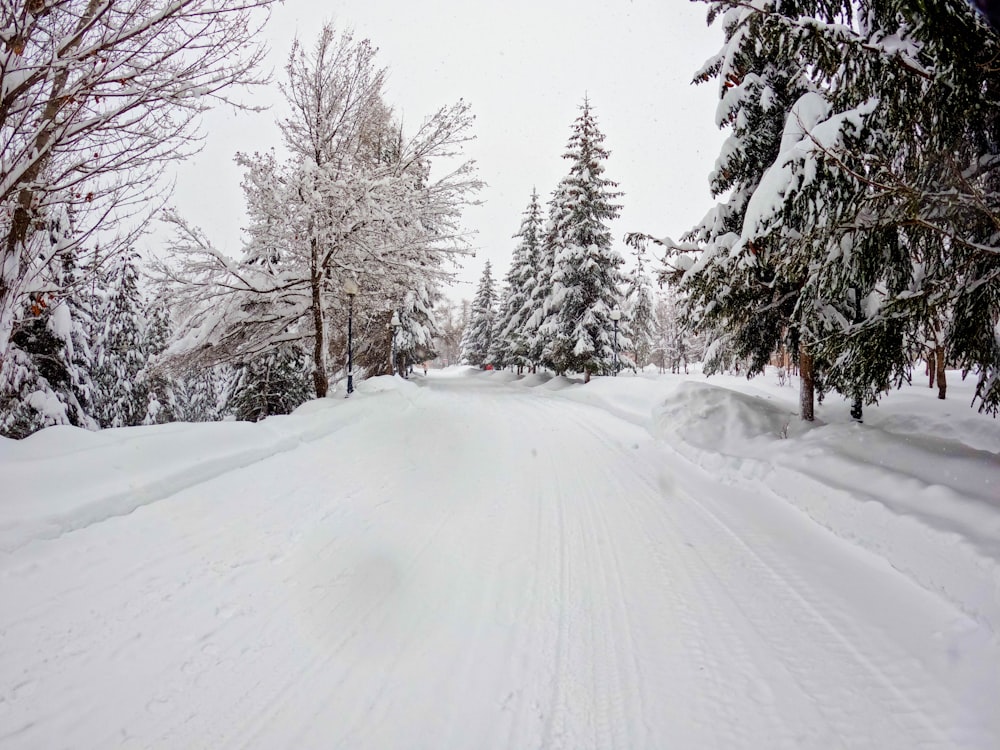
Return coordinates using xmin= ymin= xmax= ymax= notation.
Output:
xmin=0 ymin=0 xmax=274 ymax=364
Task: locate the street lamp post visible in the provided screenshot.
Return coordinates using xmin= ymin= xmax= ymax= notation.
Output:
xmin=344 ymin=279 xmax=360 ymax=396
xmin=610 ymin=306 xmax=622 ymax=376
xmin=390 ymin=311 xmax=401 ymax=376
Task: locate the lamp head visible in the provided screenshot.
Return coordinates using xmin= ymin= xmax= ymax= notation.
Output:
xmin=344 ymin=279 xmax=360 ymax=297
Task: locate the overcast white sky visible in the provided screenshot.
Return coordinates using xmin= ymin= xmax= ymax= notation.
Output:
xmin=168 ymin=0 xmax=726 ymax=298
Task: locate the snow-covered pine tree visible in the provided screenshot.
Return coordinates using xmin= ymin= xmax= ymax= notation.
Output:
xmin=0 ymin=215 xmax=98 ymax=437
xmin=848 ymin=0 xmax=1000 ymax=415
xmin=747 ymin=0 xmax=1000 ymax=417
xmin=539 ymin=98 xmax=627 ymax=382
xmin=628 ymin=4 xmax=815 ymax=412
xmin=490 ymin=189 xmax=544 ymax=372
xmin=488 ymin=281 xmax=514 ymax=370
xmin=92 ymin=251 xmax=151 ymax=428
xmin=171 ymin=376 xmax=205 ymax=423
xmin=226 ymin=346 xmax=312 ymax=422
xmin=526 ymin=184 xmax=568 ymax=372
xmin=623 ymin=247 xmax=656 ymax=371
xmin=143 ymin=298 xmax=176 ymax=425
xmin=393 ymin=283 xmax=441 ymax=374
xmin=141 ymin=298 xmax=232 ymax=425
xmin=461 ymin=261 xmax=498 ymax=368
xmin=655 ymin=1 xmax=1000 ymax=418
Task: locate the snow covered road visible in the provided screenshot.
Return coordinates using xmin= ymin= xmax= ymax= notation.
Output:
xmin=2 ymin=371 xmax=998 ymax=748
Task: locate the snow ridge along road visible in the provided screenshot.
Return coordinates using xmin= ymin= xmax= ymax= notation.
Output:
xmin=1 ymin=370 xmax=997 ymax=748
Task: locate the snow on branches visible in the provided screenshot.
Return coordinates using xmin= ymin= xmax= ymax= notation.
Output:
xmin=157 ymin=24 xmax=482 ymax=396
xmin=640 ymin=0 xmax=1000 ymax=418
xmin=0 ymin=0 xmax=274 ymax=358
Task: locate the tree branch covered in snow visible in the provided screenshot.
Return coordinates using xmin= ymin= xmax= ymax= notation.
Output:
xmin=155 ymin=24 xmax=481 ymax=396
xmin=0 ymin=0 xmax=274 ymax=357
xmin=640 ymin=0 xmax=1000 ymax=417
xmin=0 ymin=0 xmax=274 ymax=435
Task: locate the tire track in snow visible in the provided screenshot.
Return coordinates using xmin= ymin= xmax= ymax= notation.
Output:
xmin=562 ymin=405 xmax=805 ymax=748
xmin=675 ymin=489 xmax=965 ymax=747
xmin=538 ymin=399 xmax=572 ymax=750
xmin=562 ymin=397 xmax=985 ymax=748
xmin=577 ymin=470 xmax=643 ymax=749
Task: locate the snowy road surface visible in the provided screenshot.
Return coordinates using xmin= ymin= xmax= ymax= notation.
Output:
xmin=2 ymin=371 xmax=998 ymax=748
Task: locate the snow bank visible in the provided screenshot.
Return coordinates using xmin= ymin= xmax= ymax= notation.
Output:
xmin=355 ymin=374 xmax=420 ymax=394
xmin=653 ymin=380 xmax=804 ymax=449
xmin=0 ymin=396 xmax=372 ymax=554
xmin=648 ymin=375 xmax=1000 ymax=633
xmin=517 ymin=372 xmax=552 ymax=387
xmin=541 ymin=375 xmax=581 ymax=391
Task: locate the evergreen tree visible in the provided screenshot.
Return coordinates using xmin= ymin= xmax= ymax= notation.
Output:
xmin=392 ymin=283 xmax=441 ymax=374
xmin=143 ymin=299 xmax=176 ymax=425
xmin=461 ymin=261 xmax=498 ymax=368
xmin=539 ymin=98 xmax=627 ymax=381
xmin=488 ymin=281 xmax=514 ymax=370
xmin=526 ymin=184 xmax=567 ymax=371
xmin=646 ymin=1 xmax=1000 ymax=417
xmin=227 ymin=346 xmax=312 ymax=422
xmin=92 ymin=251 xmax=151 ymax=428
xmin=624 ymin=248 xmax=656 ymax=371
xmin=490 ymin=189 xmax=544 ymax=371
xmin=0 ymin=215 xmax=98 ymax=437
xmin=172 ymin=369 xmax=226 ymax=423
xmin=630 ymin=5 xmax=814 ymax=411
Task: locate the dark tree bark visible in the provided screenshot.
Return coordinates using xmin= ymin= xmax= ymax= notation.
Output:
xmin=310 ymin=239 xmax=327 ymax=398
xmin=799 ymin=343 xmax=815 ymax=422
xmin=935 ymin=345 xmax=947 ymax=400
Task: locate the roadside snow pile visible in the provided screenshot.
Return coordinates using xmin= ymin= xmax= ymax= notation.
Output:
xmin=654 ymin=381 xmax=801 ymax=449
xmin=518 ymin=372 xmax=552 ymax=387
xmin=541 ymin=375 xmax=581 ymax=391
xmin=355 ymin=374 xmax=421 ymax=394
xmin=0 ymin=394 xmax=371 ymax=554
xmin=650 ymin=376 xmax=1000 ymax=634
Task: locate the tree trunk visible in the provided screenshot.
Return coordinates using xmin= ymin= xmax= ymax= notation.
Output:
xmin=584 ymin=368 xmax=591 ymax=384
xmin=935 ymin=345 xmax=947 ymax=400
xmin=928 ymin=355 xmax=936 ymax=389
xmin=799 ymin=343 xmax=815 ymax=422
xmin=310 ymin=241 xmax=327 ymax=398
xmin=850 ymin=396 xmax=863 ymax=423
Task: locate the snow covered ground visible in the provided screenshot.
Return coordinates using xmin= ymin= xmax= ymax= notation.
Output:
xmin=1 ymin=367 xmax=998 ymax=748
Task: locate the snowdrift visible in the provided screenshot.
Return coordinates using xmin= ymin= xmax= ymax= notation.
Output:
xmin=653 ymin=381 xmax=801 ymax=448
xmin=0 ymin=390 xmax=399 ymax=554
xmin=648 ymin=377 xmax=1000 ymax=634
